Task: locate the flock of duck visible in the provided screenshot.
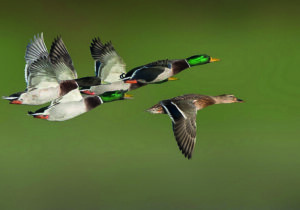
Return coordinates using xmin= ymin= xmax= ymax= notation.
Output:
xmin=3 ymin=33 xmax=244 ymax=159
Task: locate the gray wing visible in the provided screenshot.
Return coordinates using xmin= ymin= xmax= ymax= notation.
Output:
xmin=24 ymin=33 xmax=49 ymax=85
xmin=27 ymin=56 xmax=57 ymax=89
xmin=160 ymin=100 xmax=197 ymax=159
xmin=90 ymin=38 xmax=126 ymax=83
xmin=50 ymin=36 xmax=77 ymax=80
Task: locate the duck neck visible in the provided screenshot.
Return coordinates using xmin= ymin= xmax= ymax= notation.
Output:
xmin=172 ymin=59 xmax=190 ymax=74
xmin=210 ymin=96 xmax=223 ymax=104
xmin=195 ymin=96 xmax=216 ymax=110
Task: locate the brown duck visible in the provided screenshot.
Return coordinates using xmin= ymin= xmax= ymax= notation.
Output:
xmin=147 ymin=94 xmax=244 ymax=159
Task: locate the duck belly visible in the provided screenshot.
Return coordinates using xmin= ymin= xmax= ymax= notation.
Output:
xmin=47 ymin=101 xmax=87 ymax=121
xmin=23 ymin=86 xmax=60 ymax=105
xmin=150 ymin=68 xmax=173 ymax=83
xmin=91 ymin=81 xmax=130 ymax=95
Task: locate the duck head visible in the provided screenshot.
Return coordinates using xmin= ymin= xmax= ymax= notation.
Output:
xmin=186 ymin=54 xmax=220 ymax=66
xmin=213 ymin=94 xmax=244 ymax=104
xmin=146 ymin=104 xmax=165 ymax=114
xmin=99 ymin=90 xmax=133 ymax=102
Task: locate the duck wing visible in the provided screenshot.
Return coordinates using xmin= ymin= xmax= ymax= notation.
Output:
xmin=125 ymin=59 xmax=171 ymax=83
xmin=24 ymin=33 xmax=49 ymax=86
xmin=50 ymin=36 xmax=78 ymax=80
xmin=160 ymin=99 xmax=197 ymax=159
xmin=90 ymin=38 xmax=126 ymax=84
xmin=26 ymin=56 xmax=57 ymax=89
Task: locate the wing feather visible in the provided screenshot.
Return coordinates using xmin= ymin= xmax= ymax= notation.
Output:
xmin=24 ymin=33 xmax=49 ymax=85
xmin=50 ymin=36 xmax=77 ymax=80
xmin=90 ymin=38 xmax=126 ymax=83
xmin=161 ymin=100 xmax=197 ymax=159
xmin=26 ymin=56 xmax=57 ymax=89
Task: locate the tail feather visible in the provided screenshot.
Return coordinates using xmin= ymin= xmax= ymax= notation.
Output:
xmin=2 ymin=96 xmax=18 ymax=101
xmin=28 ymin=111 xmax=34 ymax=115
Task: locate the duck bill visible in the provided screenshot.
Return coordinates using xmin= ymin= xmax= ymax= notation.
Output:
xmin=124 ymin=93 xmax=134 ymax=99
xmin=10 ymin=100 xmax=22 ymax=104
xmin=209 ymin=57 xmax=220 ymax=62
xmin=237 ymin=98 xmax=244 ymax=103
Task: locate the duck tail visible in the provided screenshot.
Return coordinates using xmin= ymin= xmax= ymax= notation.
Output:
xmin=2 ymin=96 xmax=18 ymax=101
xmin=28 ymin=111 xmax=49 ymax=119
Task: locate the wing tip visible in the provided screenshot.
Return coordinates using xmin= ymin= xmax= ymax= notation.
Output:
xmin=90 ymin=37 xmax=116 ymax=61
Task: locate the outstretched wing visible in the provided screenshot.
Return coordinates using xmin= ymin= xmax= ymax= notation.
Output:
xmin=24 ymin=33 xmax=49 ymax=85
xmin=90 ymin=38 xmax=126 ymax=83
xmin=26 ymin=56 xmax=57 ymax=89
xmin=160 ymin=99 xmax=197 ymax=159
xmin=50 ymin=36 xmax=77 ymax=80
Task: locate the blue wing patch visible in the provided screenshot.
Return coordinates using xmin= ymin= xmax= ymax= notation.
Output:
xmin=95 ymin=61 xmax=102 ymax=77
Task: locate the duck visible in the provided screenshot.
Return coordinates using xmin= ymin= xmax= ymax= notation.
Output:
xmin=2 ymin=33 xmax=78 ymax=105
xmin=147 ymin=94 xmax=244 ymax=159
xmin=122 ymin=54 xmax=220 ymax=84
xmin=28 ymin=89 xmax=133 ymax=121
xmin=78 ymin=37 xmax=177 ymax=95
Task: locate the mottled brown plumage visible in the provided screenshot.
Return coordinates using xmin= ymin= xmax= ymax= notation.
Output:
xmin=147 ymin=94 xmax=244 ymax=159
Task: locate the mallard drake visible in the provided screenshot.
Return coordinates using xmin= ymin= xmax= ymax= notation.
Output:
xmin=122 ymin=55 xmax=219 ymax=84
xmin=78 ymin=38 xmax=177 ymax=96
xmin=2 ymin=34 xmax=78 ymax=105
xmin=28 ymin=89 xmax=133 ymax=121
xmin=147 ymin=94 xmax=244 ymax=159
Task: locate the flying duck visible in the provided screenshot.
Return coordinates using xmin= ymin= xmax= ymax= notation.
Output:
xmin=28 ymin=89 xmax=133 ymax=121
xmin=78 ymin=38 xmax=177 ymax=96
xmin=147 ymin=94 xmax=244 ymax=159
xmin=123 ymin=55 xmax=220 ymax=84
xmin=2 ymin=34 xmax=78 ymax=105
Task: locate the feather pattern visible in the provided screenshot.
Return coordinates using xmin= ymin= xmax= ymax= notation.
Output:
xmin=50 ymin=36 xmax=77 ymax=79
xmin=90 ymin=37 xmax=126 ymax=83
xmin=24 ymin=33 xmax=49 ymax=85
xmin=161 ymin=99 xmax=197 ymax=159
xmin=124 ymin=59 xmax=173 ymax=83
xmin=26 ymin=56 xmax=57 ymax=89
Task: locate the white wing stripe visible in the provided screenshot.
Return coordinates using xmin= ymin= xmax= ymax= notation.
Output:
xmin=171 ymin=102 xmax=187 ymax=119
xmin=160 ymin=103 xmax=175 ymax=123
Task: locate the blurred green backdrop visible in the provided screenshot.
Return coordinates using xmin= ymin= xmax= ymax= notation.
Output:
xmin=0 ymin=0 xmax=299 ymax=209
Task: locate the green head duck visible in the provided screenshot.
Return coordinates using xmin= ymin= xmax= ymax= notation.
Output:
xmin=100 ymin=90 xmax=133 ymax=102
xmin=186 ymin=54 xmax=220 ymax=66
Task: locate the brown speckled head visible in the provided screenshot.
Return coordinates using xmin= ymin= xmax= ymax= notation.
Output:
xmin=213 ymin=94 xmax=244 ymax=104
xmin=146 ymin=103 xmax=165 ymax=114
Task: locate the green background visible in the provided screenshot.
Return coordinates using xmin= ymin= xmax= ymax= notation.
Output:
xmin=0 ymin=0 xmax=299 ymax=209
